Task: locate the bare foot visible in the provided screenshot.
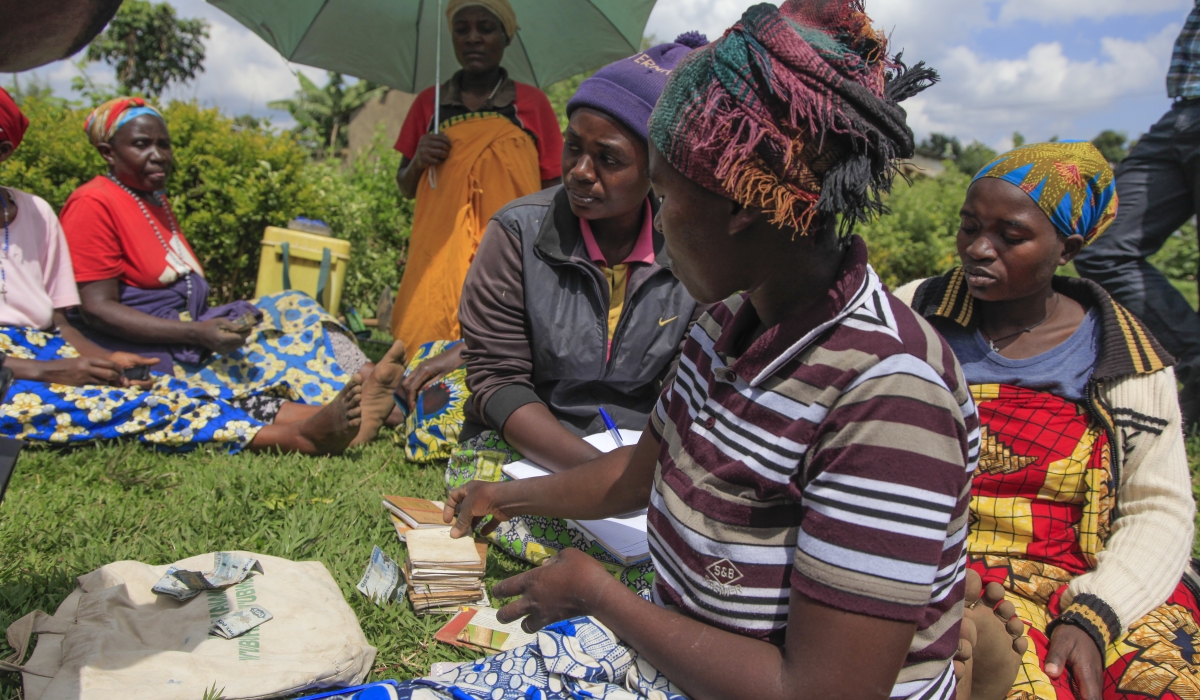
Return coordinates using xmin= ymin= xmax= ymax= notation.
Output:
xmin=294 ymin=374 xmax=363 ymax=455
xmin=962 ymin=568 xmax=1029 ymax=700
xmin=956 ymin=612 xmax=978 ymax=700
xmin=351 ymin=340 xmax=406 ymax=446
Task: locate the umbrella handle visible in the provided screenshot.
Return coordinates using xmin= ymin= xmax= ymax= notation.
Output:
xmin=428 ymin=0 xmax=441 ymax=189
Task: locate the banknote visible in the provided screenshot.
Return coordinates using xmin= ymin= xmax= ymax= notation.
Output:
xmin=429 ymin=662 xmax=465 ymax=677
xmin=356 ymin=545 xmax=403 ymax=606
xmin=151 ymin=566 xmax=202 ymax=601
xmin=210 ymin=605 xmax=273 ymax=639
xmin=153 ymin=553 xmax=263 ymax=600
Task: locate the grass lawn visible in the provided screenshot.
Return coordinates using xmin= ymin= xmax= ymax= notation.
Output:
xmin=0 ymin=434 xmax=533 ymax=698
xmin=2 ymin=428 xmax=1200 ymax=698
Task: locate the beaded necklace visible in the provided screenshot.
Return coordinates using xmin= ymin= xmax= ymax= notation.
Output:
xmin=105 ymin=173 xmax=193 ymax=304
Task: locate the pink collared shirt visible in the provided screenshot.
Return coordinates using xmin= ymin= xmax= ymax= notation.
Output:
xmin=578 ymin=198 xmax=655 ymax=360
xmin=578 ymin=198 xmax=656 ymax=267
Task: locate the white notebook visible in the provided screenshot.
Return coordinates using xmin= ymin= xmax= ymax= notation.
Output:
xmin=502 ymin=430 xmax=649 ymax=565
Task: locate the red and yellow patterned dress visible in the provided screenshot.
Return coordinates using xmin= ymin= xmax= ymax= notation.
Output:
xmin=905 ymin=269 xmax=1198 ymax=700
xmin=968 ymin=383 xmax=1200 ymax=699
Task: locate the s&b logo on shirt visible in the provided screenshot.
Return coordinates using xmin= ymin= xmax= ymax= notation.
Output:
xmin=705 ymin=558 xmax=744 ymax=596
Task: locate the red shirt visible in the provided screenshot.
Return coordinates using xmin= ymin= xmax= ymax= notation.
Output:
xmin=395 ymin=76 xmax=563 ymax=183
xmin=59 ymin=176 xmax=204 ymax=289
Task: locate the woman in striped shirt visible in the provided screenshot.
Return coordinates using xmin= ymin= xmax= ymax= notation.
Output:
xmin=427 ymin=4 xmax=982 ymax=700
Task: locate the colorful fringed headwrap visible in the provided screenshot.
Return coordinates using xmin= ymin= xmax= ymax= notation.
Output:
xmin=84 ymin=97 xmax=164 ymax=148
xmin=648 ymin=0 xmax=937 ymax=234
xmin=974 ymin=142 xmax=1118 ymax=247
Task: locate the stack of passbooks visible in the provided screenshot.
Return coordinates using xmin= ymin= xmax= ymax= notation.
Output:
xmin=383 ymin=496 xmax=490 ymax=615
xmin=502 ymin=429 xmax=649 ymax=565
xmin=404 ymin=528 xmax=489 ymax=614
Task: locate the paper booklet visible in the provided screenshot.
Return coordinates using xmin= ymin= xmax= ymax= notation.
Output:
xmin=405 ymin=527 xmax=482 ymax=566
xmin=434 ymin=606 xmax=536 ymax=653
xmin=382 ymin=496 xmax=448 ymax=530
xmin=502 ymin=429 xmax=649 ymax=565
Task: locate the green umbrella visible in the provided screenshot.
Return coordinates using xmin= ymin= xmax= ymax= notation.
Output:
xmin=206 ymin=0 xmax=658 ymax=92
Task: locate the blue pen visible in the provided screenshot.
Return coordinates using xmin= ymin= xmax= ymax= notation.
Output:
xmin=598 ymin=406 xmax=624 ymax=447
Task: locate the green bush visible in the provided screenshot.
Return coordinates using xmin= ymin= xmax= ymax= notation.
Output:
xmin=545 ymin=72 xmax=593 ymax=131
xmin=300 ymin=127 xmax=412 ymax=316
xmin=0 ymin=96 xmax=409 ymax=315
xmin=164 ymin=100 xmax=317 ymax=303
xmin=1150 ymin=222 xmax=1199 ymax=282
xmin=0 ymin=97 xmax=104 ymax=210
xmin=860 ymin=169 xmax=970 ymax=289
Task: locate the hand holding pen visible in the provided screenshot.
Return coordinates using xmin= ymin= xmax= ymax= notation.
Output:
xmin=598 ymin=406 xmax=624 ymax=447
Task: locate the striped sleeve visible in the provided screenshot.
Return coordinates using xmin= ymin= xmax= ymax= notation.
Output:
xmin=791 ymin=354 xmax=975 ymax=623
xmin=649 ymin=377 xmax=673 ymax=441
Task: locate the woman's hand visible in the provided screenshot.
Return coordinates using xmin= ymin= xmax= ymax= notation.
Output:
xmin=108 ymin=352 xmax=160 ymax=389
xmin=492 ymin=548 xmax=621 ymax=632
xmin=31 ymin=358 xmax=124 ymax=387
xmin=443 ymin=480 xmax=516 ymax=539
xmin=193 ymin=318 xmax=251 ymax=354
xmin=399 ymin=344 xmax=465 ymax=412
xmin=413 ymin=133 xmax=452 ymax=170
xmin=1045 ymin=623 xmax=1103 ymax=700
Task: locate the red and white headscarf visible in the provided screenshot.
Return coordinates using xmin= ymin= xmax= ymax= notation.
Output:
xmin=0 ymin=87 xmax=29 ymax=151
xmin=83 ymin=96 xmax=164 ymax=148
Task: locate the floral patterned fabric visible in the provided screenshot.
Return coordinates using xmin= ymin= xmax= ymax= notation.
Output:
xmin=0 ymin=326 xmax=262 ymax=451
xmin=446 ymin=432 xmax=656 ymax=598
xmin=398 ymin=340 xmax=468 ymax=463
xmin=171 ymin=291 xmax=354 ymax=405
xmin=394 ymin=617 xmax=688 ymax=700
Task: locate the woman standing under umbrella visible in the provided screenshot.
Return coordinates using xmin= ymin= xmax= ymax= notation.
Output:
xmin=386 ymin=0 xmax=562 ymax=432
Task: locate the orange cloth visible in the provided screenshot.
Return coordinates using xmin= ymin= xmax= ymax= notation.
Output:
xmin=391 ymin=113 xmax=541 ymax=351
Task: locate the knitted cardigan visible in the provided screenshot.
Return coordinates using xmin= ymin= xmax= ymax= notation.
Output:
xmin=895 ymin=270 xmax=1195 ymax=652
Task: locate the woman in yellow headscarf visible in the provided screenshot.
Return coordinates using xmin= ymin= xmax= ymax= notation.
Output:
xmin=385 ymin=0 xmax=562 ymax=457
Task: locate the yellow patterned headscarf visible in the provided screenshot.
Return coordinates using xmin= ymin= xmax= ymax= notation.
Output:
xmin=973 ymin=141 xmax=1117 ymax=246
xmin=446 ymin=0 xmax=518 ymax=39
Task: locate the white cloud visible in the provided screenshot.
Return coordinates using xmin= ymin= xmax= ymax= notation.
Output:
xmin=870 ymin=0 xmax=991 ymax=57
xmin=5 ymin=0 xmax=324 ymax=128
xmin=648 ymin=1 xmax=1182 ymax=146
xmin=998 ymin=0 xmax=1189 ymax=25
xmin=151 ymin=0 xmax=326 ymax=124
xmin=4 ymin=0 xmax=1186 ymax=147
xmin=646 ymin=0 xmax=1190 ymax=54
xmin=912 ymin=24 xmax=1177 ymax=146
xmin=645 ymin=0 xmax=752 ymax=45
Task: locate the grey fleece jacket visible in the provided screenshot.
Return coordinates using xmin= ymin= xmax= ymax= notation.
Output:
xmin=458 ymin=186 xmax=701 ymax=440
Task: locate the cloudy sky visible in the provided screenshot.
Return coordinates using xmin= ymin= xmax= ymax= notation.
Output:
xmin=6 ymin=0 xmax=1191 ymax=150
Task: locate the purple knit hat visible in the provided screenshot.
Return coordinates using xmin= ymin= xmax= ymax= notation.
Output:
xmin=567 ymin=32 xmax=708 ymax=142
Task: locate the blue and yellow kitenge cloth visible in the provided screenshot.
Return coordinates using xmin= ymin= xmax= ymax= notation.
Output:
xmin=396 ymin=340 xmax=468 ymax=463
xmin=0 ymin=328 xmax=263 ymax=452
xmin=175 ymin=291 xmax=352 ymax=406
xmin=394 ymin=616 xmax=689 ymax=700
xmin=973 ymin=141 xmax=1118 ymax=246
